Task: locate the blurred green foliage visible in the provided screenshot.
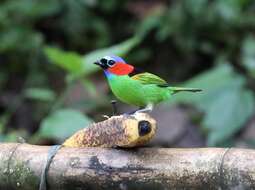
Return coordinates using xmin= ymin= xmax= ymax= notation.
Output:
xmin=44 ymin=35 xmax=142 ymax=79
xmin=39 ymin=108 xmax=92 ymax=140
xmin=1 ymin=0 xmax=255 ymax=146
xmin=171 ymin=63 xmax=254 ymax=145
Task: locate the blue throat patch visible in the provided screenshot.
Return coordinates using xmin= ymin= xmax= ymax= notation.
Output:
xmin=104 ymin=70 xmax=115 ymax=79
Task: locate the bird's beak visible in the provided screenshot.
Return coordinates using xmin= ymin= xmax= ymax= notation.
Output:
xmin=94 ymin=60 xmax=108 ymax=69
xmin=94 ymin=60 xmax=101 ymax=66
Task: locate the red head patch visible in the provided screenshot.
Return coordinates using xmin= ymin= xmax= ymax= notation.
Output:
xmin=107 ymin=62 xmax=134 ymax=75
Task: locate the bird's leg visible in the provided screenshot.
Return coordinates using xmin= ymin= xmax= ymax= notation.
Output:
xmin=111 ymin=100 xmax=118 ymax=116
xmin=135 ymin=103 xmax=154 ymax=113
xmin=102 ymin=100 xmax=118 ymax=119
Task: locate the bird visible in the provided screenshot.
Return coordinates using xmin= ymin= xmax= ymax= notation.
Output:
xmin=94 ymin=55 xmax=202 ymax=113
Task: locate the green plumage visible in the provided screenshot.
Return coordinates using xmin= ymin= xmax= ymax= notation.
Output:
xmin=107 ymin=72 xmax=200 ymax=107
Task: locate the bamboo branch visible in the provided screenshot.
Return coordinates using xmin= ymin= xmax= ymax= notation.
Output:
xmin=0 ymin=143 xmax=255 ymax=190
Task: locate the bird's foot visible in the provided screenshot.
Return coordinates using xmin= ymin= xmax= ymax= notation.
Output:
xmin=102 ymin=115 xmax=110 ymax=119
xmin=124 ymin=109 xmax=140 ymax=115
xmin=124 ymin=104 xmax=154 ymax=116
xmin=101 ymin=100 xmax=118 ymax=119
xmin=110 ymin=102 xmax=153 ymax=117
xmin=135 ymin=104 xmax=154 ymax=114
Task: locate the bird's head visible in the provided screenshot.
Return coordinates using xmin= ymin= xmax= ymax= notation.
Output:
xmin=94 ymin=55 xmax=134 ymax=75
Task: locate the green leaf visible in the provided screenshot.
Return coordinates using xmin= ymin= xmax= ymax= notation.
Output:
xmin=170 ymin=64 xmax=244 ymax=108
xmin=39 ymin=109 xmax=92 ymax=140
xmin=0 ymin=130 xmax=28 ymax=143
xmin=215 ymin=0 xmax=241 ymax=22
xmin=204 ymin=88 xmax=254 ymax=146
xmin=24 ymin=88 xmax=56 ymax=102
xmin=242 ymin=35 xmax=255 ymax=77
xmin=0 ymin=135 xmax=5 ymax=142
xmin=44 ymin=36 xmax=141 ymax=78
xmin=44 ymin=47 xmax=83 ymax=75
xmin=169 ymin=64 xmax=254 ymax=145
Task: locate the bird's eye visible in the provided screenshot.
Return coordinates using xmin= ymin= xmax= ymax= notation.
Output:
xmin=100 ymin=58 xmax=107 ymax=64
xmin=107 ymin=60 xmax=116 ymax=67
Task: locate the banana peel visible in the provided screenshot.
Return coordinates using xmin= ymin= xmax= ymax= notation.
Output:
xmin=63 ymin=113 xmax=157 ymax=148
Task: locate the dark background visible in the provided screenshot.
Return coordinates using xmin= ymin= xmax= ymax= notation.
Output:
xmin=1 ymin=0 xmax=255 ymax=147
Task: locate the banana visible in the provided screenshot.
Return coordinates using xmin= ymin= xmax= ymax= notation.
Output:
xmin=63 ymin=113 xmax=157 ymax=148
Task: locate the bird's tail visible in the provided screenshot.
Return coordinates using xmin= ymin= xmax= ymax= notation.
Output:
xmin=168 ymin=87 xmax=202 ymax=94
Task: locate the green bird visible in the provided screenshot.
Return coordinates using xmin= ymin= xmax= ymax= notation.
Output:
xmin=94 ymin=55 xmax=201 ymax=112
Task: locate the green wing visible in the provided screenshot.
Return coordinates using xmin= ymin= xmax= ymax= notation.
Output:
xmin=131 ymin=72 xmax=202 ymax=93
xmin=131 ymin=72 xmax=168 ymax=86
